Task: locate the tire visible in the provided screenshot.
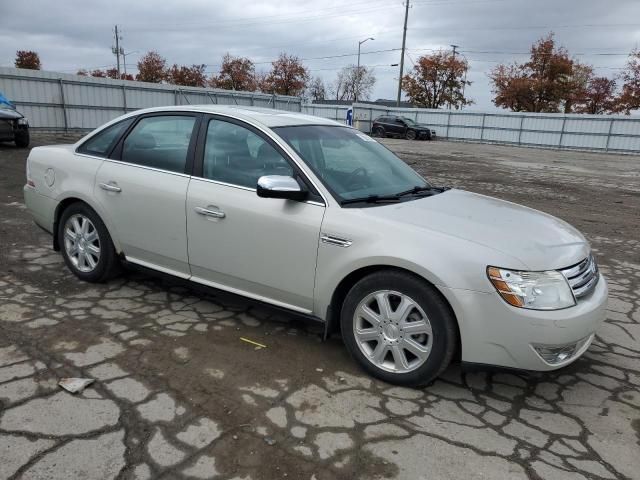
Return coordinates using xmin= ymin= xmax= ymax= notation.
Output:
xmin=14 ymin=130 xmax=30 ymax=148
xmin=58 ymin=202 xmax=120 ymax=283
xmin=374 ymin=126 xmax=386 ymax=138
xmin=340 ymin=270 xmax=458 ymax=387
xmin=405 ymin=129 xmax=417 ymax=140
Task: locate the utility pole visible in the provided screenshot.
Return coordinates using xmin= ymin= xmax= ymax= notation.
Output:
xmin=396 ymin=0 xmax=410 ymax=107
xmin=113 ymin=25 xmax=121 ymax=78
xmin=448 ymin=45 xmax=458 ymax=110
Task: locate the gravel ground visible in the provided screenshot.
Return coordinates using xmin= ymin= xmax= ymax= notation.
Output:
xmin=0 ymin=134 xmax=639 ymax=480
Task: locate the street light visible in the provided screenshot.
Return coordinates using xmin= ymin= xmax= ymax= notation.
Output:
xmin=355 ymin=37 xmax=374 ymax=103
xmin=122 ymin=50 xmax=139 ymax=77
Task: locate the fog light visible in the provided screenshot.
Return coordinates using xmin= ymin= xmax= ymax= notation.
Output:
xmin=531 ymin=336 xmax=591 ymax=365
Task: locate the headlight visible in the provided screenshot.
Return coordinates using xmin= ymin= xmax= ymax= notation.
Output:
xmin=487 ymin=266 xmax=576 ymax=310
xmin=17 ymin=118 xmax=28 ymax=126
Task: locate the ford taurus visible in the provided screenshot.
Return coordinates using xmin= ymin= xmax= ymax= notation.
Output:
xmin=23 ymin=106 xmax=608 ymax=386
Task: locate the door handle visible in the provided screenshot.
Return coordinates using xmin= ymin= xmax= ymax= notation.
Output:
xmin=194 ymin=206 xmax=226 ymax=219
xmin=99 ymin=182 xmax=122 ymax=193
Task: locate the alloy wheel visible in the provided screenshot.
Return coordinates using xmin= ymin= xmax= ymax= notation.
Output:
xmin=353 ymin=290 xmax=433 ymax=373
xmin=63 ymin=214 xmax=101 ymax=273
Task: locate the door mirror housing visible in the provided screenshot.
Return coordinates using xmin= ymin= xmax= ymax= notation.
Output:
xmin=257 ymin=175 xmax=308 ymax=201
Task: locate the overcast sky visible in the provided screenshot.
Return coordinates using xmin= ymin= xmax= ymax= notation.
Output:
xmin=1 ymin=0 xmax=639 ymax=109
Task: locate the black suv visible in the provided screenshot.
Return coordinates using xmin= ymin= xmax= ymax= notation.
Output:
xmin=0 ymin=106 xmax=30 ymax=148
xmin=371 ymin=115 xmax=435 ymax=141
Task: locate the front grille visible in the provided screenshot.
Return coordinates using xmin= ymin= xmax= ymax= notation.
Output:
xmin=559 ymin=255 xmax=599 ymax=299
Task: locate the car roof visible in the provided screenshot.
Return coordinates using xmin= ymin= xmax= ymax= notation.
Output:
xmin=129 ymin=105 xmax=344 ymax=129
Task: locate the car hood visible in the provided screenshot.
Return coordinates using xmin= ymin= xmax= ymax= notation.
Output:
xmin=366 ymin=189 xmax=589 ymax=270
xmin=0 ymin=108 xmax=23 ymax=120
xmin=414 ymin=123 xmax=434 ymax=131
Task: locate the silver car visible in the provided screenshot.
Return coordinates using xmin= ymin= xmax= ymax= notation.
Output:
xmin=24 ymin=106 xmax=608 ymax=386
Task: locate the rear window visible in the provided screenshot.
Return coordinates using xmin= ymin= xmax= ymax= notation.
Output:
xmin=77 ymin=118 xmax=134 ymax=157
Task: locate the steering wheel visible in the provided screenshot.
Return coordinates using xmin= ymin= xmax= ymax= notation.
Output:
xmin=345 ymin=167 xmax=369 ymax=189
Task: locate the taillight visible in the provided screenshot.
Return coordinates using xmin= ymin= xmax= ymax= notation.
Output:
xmin=26 ymin=158 xmax=35 ymax=187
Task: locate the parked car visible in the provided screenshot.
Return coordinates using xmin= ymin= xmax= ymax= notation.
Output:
xmin=0 ymin=105 xmax=30 ymax=148
xmin=372 ymin=115 xmax=436 ymax=140
xmin=24 ymin=106 xmax=607 ymax=386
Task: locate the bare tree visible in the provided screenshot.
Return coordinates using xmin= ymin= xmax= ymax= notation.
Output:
xmin=307 ymin=76 xmax=327 ymax=101
xmin=330 ymin=65 xmax=376 ymax=102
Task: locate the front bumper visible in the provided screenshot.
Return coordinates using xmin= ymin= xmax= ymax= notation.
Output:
xmin=440 ymin=274 xmax=608 ymax=371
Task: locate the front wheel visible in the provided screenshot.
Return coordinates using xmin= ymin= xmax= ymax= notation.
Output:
xmin=14 ymin=130 xmax=30 ymax=148
xmin=340 ymin=270 xmax=458 ymax=387
xmin=58 ymin=202 xmax=120 ymax=283
xmin=405 ymin=129 xmax=417 ymax=140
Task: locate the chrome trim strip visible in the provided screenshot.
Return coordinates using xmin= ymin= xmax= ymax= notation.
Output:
xmin=190 ymin=275 xmax=313 ymax=314
xmin=320 ymin=234 xmax=353 ymax=248
xmin=189 ymin=176 xmax=325 ymax=206
xmin=125 ymin=256 xmax=313 ymax=314
xmin=125 ymin=256 xmax=191 ymax=279
xmin=100 ymin=157 xmax=192 ymax=178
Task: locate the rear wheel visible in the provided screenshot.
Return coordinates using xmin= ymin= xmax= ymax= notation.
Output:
xmin=58 ymin=202 xmax=120 ymax=282
xmin=405 ymin=129 xmax=417 ymax=140
xmin=374 ymin=126 xmax=386 ymax=138
xmin=341 ymin=270 xmax=458 ymax=387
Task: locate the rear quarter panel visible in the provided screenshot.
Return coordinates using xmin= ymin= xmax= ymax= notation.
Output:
xmin=26 ymin=146 xmax=122 ymax=251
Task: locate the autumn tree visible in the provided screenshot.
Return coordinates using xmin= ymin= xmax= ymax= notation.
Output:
xmin=573 ymin=77 xmax=618 ymax=114
xmin=331 ymin=66 xmax=376 ymax=102
xmin=262 ymin=53 xmax=309 ymax=96
xmin=136 ymin=51 xmax=167 ymax=83
xmin=617 ymin=49 xmax=640 ymax=114
xmin=402 ymin=50 xmax=472 ymax=109
xmin=77 ymin=68 xmax=133 ymax=81
xmin=166 ymin=64 xmax=207 ymax=87
xmin=15 ymin=50 xmax=41 ymax=70
xmin=211 ymin=53 xmax=256 ymax=91
xmin=307 ymin=76 xmax=327 ymax=101
xmin=489 ymin=33 xmax=619 ymax=113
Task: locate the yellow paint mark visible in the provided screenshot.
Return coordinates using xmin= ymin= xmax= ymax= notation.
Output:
xmin=240 ymin=337 xmax=267 ymax=349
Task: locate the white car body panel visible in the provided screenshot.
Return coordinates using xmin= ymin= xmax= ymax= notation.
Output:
xmin=23 ymin=105 xmax=608 ymax=373
xmin=94 ymin=159 xmax=191 ymax=276
xmin=186 ymin=177 xmax=325 ymax=312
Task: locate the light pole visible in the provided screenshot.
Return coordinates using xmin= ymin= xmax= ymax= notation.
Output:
xmin=356 ymin=37 xmax=374 ymax=103
xmin=122 ymin=50 xmax=139 ymax=78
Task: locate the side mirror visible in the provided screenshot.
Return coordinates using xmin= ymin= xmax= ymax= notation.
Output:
xmin=256 ymin=175 xmax=308 ymax=201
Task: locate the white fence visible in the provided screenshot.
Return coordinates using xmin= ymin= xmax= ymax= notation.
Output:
xmin=0 ymin=67 xmax=302 ymax=131
xmin=2 ymin=67 xmax=638 ymax=154
xmin=302 ymin=103 xmax=640 ymax=154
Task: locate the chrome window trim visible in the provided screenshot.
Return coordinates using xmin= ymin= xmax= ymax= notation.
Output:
xmin=98 ymin=157 xmax=192 ymax=178
xmin=189 ymin=176 xmax=325 ymax=207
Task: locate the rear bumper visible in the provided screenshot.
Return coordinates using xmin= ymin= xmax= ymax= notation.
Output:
xmin=23 ymin=185 xmax=56 ymax=233
xmin=440 ymin=275 xmax=608 ymax=371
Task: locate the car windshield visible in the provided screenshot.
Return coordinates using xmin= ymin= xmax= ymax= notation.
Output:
xmin=273 ymin=125 xmax=431 ymax=204
xmin=401 ymin=117 xmax=416 ymax=125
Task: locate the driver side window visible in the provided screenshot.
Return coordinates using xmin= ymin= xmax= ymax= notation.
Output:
xmin=203 ymin=119 xmax=293 ymax=188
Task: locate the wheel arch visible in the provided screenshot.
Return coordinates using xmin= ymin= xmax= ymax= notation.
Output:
xmin=52 ymin=196 xmax=121 ymax=253
xmin=324 ymin=264 xmax=462 ymax=361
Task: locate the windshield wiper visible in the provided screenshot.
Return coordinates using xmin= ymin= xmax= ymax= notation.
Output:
xmin=340 ymin=185 xmax=448 ymax=206
xmin=340 ymin=194 xmax=402 ymax=205
xmin=393 ymin=185 xmax=444 ymax=197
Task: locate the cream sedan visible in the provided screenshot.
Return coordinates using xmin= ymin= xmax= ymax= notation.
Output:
xmin=24 ymin=106 xmax=607 ymax=386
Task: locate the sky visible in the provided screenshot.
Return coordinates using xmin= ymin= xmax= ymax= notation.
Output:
xmin=1 ymin=0 xmax=640 ymax=110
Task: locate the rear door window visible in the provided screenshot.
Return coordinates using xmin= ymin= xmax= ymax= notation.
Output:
xmin=121 ymin=115 xmax=196 ymax=174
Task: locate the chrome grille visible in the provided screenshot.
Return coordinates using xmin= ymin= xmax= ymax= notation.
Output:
xmin=559 ymin=255 xmax=599 ymax=299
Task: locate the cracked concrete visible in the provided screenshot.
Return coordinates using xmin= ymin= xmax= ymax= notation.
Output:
xmin=0 ymin=135 xmax=639 ymax=479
